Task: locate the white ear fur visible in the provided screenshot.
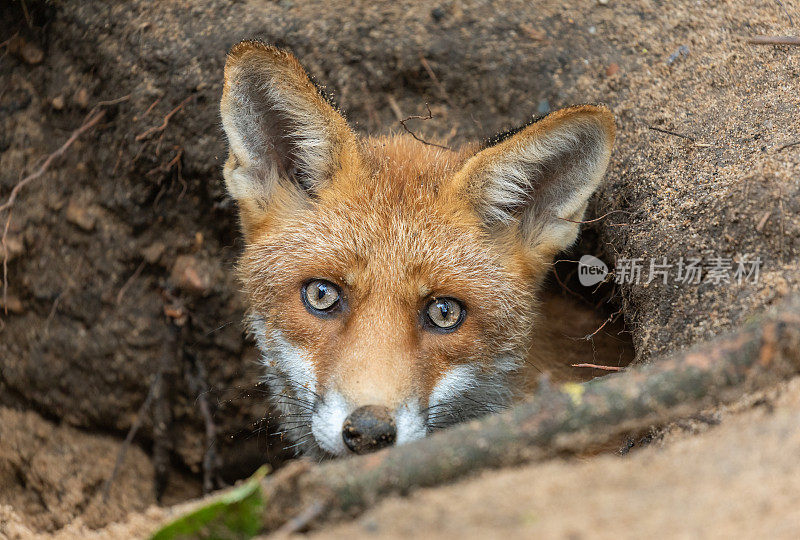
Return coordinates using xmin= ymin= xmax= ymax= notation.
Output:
xmin=460 ymin=106 xmax=615 ymax=253
xmin=220 ymin=42 xmax=353 ymax=204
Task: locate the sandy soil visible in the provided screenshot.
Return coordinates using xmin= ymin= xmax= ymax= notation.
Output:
xmin=0 ymin=406 xmax=197 ymax=536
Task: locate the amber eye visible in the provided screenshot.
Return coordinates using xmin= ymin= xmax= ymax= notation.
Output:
xmin=424 ymin=297 xmax=465 ymax=332
xmin=302 ymin=279 xmax=341 ymax=316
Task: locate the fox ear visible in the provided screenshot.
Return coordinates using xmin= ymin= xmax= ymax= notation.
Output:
xmin=220 ymin=41 xmax=355 ymax=225
xmin=453 ymin=105 xmax=615 ymax=257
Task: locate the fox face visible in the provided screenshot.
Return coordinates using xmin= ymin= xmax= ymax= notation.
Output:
xmin=220 ymin=42 xmax=615 ymax=457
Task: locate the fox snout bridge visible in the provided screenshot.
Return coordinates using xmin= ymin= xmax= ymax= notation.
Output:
xmin=341 ymin=405 xmax=397 ymax=454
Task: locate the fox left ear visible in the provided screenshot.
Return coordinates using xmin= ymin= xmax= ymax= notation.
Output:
xmin=220 ymin=41 xmax=356 ymax=235
xmin=452 ymin=105 xmax=615 ymax=257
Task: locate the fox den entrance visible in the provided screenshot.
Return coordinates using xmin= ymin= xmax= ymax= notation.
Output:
xmin=537 ymin=228 xmax=636 ymax=384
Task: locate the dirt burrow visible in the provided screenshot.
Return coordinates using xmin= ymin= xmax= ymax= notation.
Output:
xmin=1 ymin=0 xmax=799 ymax=535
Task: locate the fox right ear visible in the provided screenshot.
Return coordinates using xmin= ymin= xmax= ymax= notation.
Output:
xmin=220 ymin=42 xmax=355 ymax=231
xmin=449 ymin=105 xmax=615 ymax=259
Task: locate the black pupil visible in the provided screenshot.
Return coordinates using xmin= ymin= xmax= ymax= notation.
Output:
xmin=438 ymin=301 xmax=449 ymax=319
xmin=316 ymin=282 xmax=328 ymax=301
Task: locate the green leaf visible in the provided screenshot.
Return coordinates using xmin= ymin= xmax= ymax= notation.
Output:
xmin=150 ymin=465 xmax=269 ymax=540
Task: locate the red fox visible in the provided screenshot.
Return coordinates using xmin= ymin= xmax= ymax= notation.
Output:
xmin=220 ymin=41 xmax=617 ymax=457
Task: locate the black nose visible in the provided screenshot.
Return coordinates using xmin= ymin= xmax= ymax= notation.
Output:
xmin=342 ymin=405 xmax=397 ymax=454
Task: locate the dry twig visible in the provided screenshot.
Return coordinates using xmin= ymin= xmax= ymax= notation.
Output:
xmin=20 ymin=0 xmax=32 ymax=28
xmin=95 ymin=95 xmax=132 ymax=108
xmin=756 ymin=211 xmax=771 ymax=232
xmin=116 ymin=261 xmax=146 ymax=305
xmin=556 ymin=209 xmax=633 ymax=225
xmin=44 ymin=290 xmax=65 ymax=332
xmin=579 ymin=310 xmax=622 ymax=342
xmin=419 ymin=55 xmax=455 ymax=108
xmin=648 ymin=125 xmax=712 ymax=147
xmin=0 ymin=93 xmax=129 ymax=224
xmin=0 ymin=111 xmax=105 ymax=216
xmin=747 ymin=35 xmax=800 ymax=46
xmin=2 ymin=212 xmax=11 ymax=315
xmin=136 ymin=97 xmax=162 ymax=121
xmin=571 ymin=363 xmax=624 ymax=372
xmin=778 ymin=188 xmax=785 ymax=263
xmin=550 ymin=259 xmax=591 ymax=303
xmin=187 ymin=354 xmax=224 ymax=494
xmin=399 ymin=104 xmax=450 ymax=150
xmin=773 ymin=0 xmax=794 ymax=26
xmin=43 ymin=259 xmax=84 ymax=334
xmin=135 ymin=95 xmax=193 ymax=142
xmin=147 ymin=146 xmax=187 ymax=201
xmin=776 ymin=140 xmax=800 ymax=152
xmin=647 ymin=125 xmax=696 ymax=141
xmin=153 ymin=322 xmax=181 ymax=501
xmin=386 ymin=95 xmax=404 ymax=121
xmin=0 ymin=32 xmax=20 ymax=50
xmin=102 ymin=372 xmax=161 ymax=501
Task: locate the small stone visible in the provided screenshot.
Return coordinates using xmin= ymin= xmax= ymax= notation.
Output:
xmin=3 ymin=234 xmax=24 ymax=261
xmin=20 ymin=41 xmax=45 ymax=65
xmin=605 ymin=62 xmax=620 ymax=77
xmin=141 ymin=242 xmax=166 ymax=264
xmin=65 ymin=200 xmax=96 ymax=231
xmin=8 ymin=36 xmax=44 ymax=65
xmin=51 ymin=95 xmax=65 ymax=110
xmin=597 ymin=0 xmax=609 ymax=5
xmin=519 ymin=23 xmax=547 ymax=41
xmin=74 ymin=88 xmax=91 ymax=109
xmin=170 ymin=255 xmax=213 ymax=295
xmin=0 ymin=293 xmax=24 ymax=314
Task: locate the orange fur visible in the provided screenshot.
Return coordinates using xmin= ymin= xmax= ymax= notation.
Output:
xmin=239 ymin=135 xmax=542 ymax=403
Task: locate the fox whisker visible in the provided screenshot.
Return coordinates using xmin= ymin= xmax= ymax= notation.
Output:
xmin=273 ymin=396 xmax=316 ymax=411
xmin=420 ymin=402 xmax=453 ymax=414
xmin=269 ymin=387 xmax=317 ymax=405
xmin=272 ymin=425 xmax=311 ymax=437
xmin=282 ymin=433 xmax=314 ymax=453
xmin=274 ymin=420 xmax=311 ymax=430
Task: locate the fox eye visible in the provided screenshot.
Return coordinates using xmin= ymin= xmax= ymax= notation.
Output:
xmin=424 ymin=297 xmax=465 ymax=332
xmin=302 ymin=279 xmax=341 ymax=315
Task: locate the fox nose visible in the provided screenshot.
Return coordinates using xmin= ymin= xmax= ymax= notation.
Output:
xmin=342 ymin=405 xmax=397 ymax=454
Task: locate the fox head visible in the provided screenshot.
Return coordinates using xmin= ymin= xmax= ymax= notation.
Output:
xmin=220 ymin=41 xmax=615 ymax=457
